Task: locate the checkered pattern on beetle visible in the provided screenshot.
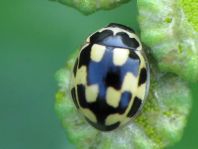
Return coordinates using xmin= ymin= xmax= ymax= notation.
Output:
xmin=70 ymin=23 xmax=150 ymax=131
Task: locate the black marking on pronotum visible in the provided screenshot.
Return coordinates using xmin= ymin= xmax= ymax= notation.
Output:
xmin=89 ymin=30 xmax=113 ymax=44
xmin=88 ymin=28 xmax=139 ymax=51
xmin=71 ymin=88 xmax=79 ymax=109
xmin=76 ymin=85 xmax=131 ymax=131
xmin=130 ymin=38 xmax=140 ymax=49
xmin=116 ymin=32 xmax=140 ymax=49
xmin=138 ymin=68 xmax=147 ymax=86
xmin=73 ymin=58 xmax=78 ymax=77
xmin=85 ymin=117 xmax=120 ymax=131
xmin=127 ymin=97 xmax=142 ymax=118
xmin=107 ymin=23 xmax=135 ymax=33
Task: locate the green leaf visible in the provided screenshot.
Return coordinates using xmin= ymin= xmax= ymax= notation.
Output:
xmin=50 ymin=0 xmax=131 ymax=15
xmin=137 ymin=0 xmax=198 ymax=82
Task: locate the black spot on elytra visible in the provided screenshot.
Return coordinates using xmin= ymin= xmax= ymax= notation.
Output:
xmin=107 ymin=23 xmax=135 ymax=33
xmin=78 ymin=44 xmax=92 ymax=68
xmin=88 ymin=47 xmax=140 ymax=88
xmin=88 ymin=47 xmax=123 ymax=91
xmin=77 ymin=84 xmax=117 ymax=121
xmin=76 ymin=84 xmax=129 ymax=131
xmin=138 ymin=68 xmax=147 ymax=86
xmin=127 ymin=97 xmax=142 ymax=118
xmin=105 ymin=70 xmax=121 ymax=90
xmin=73 ymin=58 xmax=78 ymax=77
xmin=71 ymin=88 xmax=79 ymax=108
xmin=77 ymin=85 xmax=88 ymax=108
xmin=129 ymin=51 xmax=139 ymax=60
xmin=86 ymin=118 xmax=120 ymax=131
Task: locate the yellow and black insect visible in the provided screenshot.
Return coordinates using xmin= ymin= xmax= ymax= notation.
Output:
xmin=70 ymin=23 xmax=150 ymax=131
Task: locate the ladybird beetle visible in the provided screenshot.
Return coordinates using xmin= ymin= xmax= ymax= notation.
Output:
xmin=70 ymin=23 xmax=150 ymax=131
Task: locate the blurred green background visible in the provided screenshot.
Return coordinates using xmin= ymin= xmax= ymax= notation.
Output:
xmin=0 ymin=0 xmax=197 ymax=149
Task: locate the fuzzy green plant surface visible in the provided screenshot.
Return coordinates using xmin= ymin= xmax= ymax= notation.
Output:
xmin=50 ymin=0 xmax=131 ymax=15
xmin=54 ymin=0 xmax=196 ymax=148
xmin=138 ymin=0 xmax=198 ymax=82
xmin=55 ymin=55 xmax=192 ymax=149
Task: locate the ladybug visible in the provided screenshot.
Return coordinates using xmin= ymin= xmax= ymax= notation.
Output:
xmin=70 ymin=23 xmax=150 ymax=131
